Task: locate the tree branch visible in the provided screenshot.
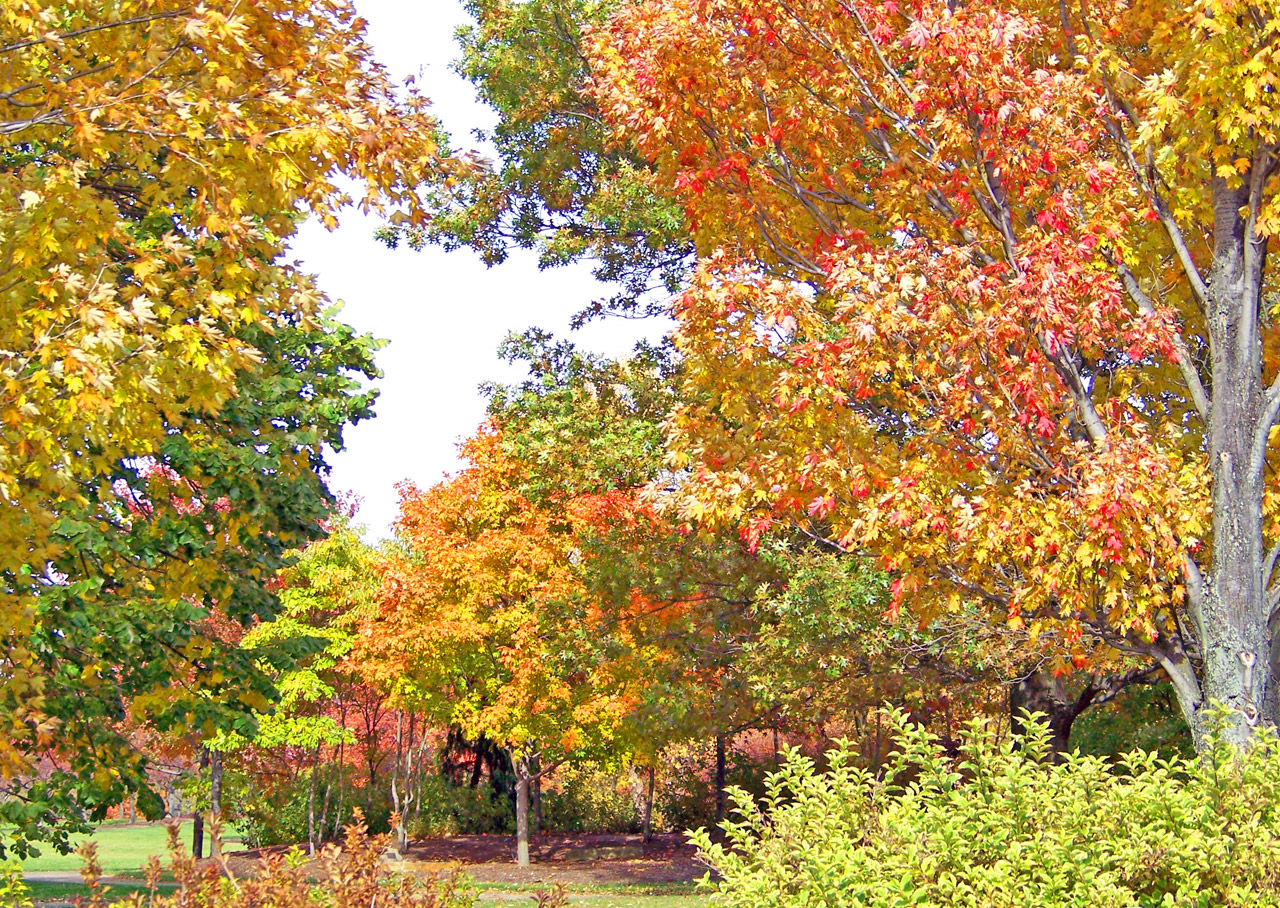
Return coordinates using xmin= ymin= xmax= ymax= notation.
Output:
xmin=0 ymin=11 xmax=189 ymax=56
xmin=1115 ymin=261 xmax=1209 ymax=421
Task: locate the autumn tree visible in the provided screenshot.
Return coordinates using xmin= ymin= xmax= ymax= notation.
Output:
xmin=1 ymin=0 xmax=447 ymax=850
xmin=585 ymin=0 xmax=1280 ymax=746
xmin=360 ymin=429 xmax=638 ymax=865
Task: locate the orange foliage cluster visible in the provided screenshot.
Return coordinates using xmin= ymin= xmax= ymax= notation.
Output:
xmin=359 ymin=427 xmax=650 ymax=759
xmin=588 ymin=0 xmax=1220 ymax=675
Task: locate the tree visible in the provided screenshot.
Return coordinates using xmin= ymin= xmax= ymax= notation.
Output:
xmin=360 ymin=428 xmax=636 ymax=865
xmin=213 ymin=515 xmax=382 ymax=856
xmin=587 ymin=0 xmax=1280 ymax=746
xmin=381 ymin=0 xmax=689 ymax=320
xmin=1 ymin=0 xmax=447 ymax=789
xmin=0 ymin=306 xmax=384 ymax=857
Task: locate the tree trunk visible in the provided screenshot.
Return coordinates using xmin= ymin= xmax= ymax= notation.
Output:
xmin=1008 ymin=671 xmax=1080 ymax=758
xmin=1172 ymin=175 xmax=1274 ymax=748
xmin=515 ymin=755 xmax=531 ymax=868
xmin=642 ymin=765 xmax=655 ymax=844
xmin=529 ymin=749 xmax=541 ymax=837
xmin=308 ymin=744 xmax=320 ymax=857
xmin=469 ymin=736 xmax=485 ymax=789
xmin=192 ymin=748 xmax=209 ymax=860
xmin=713 ymin=735 xmax=726 ymax=827
xmin=392 ymin=710 xmax=408 ymax=853
xmin=319 ymin=751 xmax=333 ymax=849
xmin=333 ymin=736 xmax=346 ymax=840
xmin=209 ymin=751 xmax=223 ymax=856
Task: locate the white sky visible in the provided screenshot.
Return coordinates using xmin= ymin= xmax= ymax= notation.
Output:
xmin=290 ymin=0 xmax=669 ymax=538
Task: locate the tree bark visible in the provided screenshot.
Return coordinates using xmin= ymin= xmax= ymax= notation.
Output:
xmin=209 ymin=750 xmax=223 ymax=857
xmin=530 ymin=749 xmax=541 ymax=838
xmin=192 ymin=747 xmax=209 ymax=860
xmin=308 ymin=744 xmax=320 ymax=857
xmin=1182 ymin=173 xmax=1274 ymax=747
xmin=1008 ymin=671 xmax=1080 ymax=758
xmin=515 ymin=755 xmax=531 ymax=868
xmin=642 ymin=765 xmax=655 ymax=844
xmin=713 ymin=735 xmax=726 ymax=827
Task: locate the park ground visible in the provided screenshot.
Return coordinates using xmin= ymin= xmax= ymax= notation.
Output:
xmin=17 ymin=823 xmax=711 ymax=907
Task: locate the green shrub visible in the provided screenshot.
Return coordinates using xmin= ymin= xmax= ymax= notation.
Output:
xmin=541 ymin=763 xmax=641 ymax=834
xmin=0 ymin=862 xmax=33 ymax=908
xmin=695 ymin=710 xmax=1280 ymax=908
xmin=407 ymin=777 xmax=513 ymax=838
xmin=236 ymin=770 xmax=393 ymax=849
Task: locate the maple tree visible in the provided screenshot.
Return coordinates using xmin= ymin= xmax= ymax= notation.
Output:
xmin=586 ymin=0 xmax=1280 ymax=746
xmin=1 ymin=0 xmax=448 ymax=787
xmin=360 ymin=428 xmax=639 ymax=865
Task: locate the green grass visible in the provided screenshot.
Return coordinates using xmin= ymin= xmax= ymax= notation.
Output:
xmin=18 ymin=881 xmax=706 ymax=908
xmin=25 ymin=879 xmax=159 ymax=904
xmin=18 ymin=822 xmax=242 ymax=877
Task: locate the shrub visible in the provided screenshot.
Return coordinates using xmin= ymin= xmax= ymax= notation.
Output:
xmin=407 ymin=777 xmax=513 ymax=838
xmin=16 ymin=820 xmax=474 ymax=908
xmin=237 ymin=770 xmax=393 ymax=848
xmin=541 ymin=764 xmax=641 ymax=834
xmin=0 ymin=862 xmax=32 ymax=908
xmin=695 ymin=710 xmax=1280 ymax=908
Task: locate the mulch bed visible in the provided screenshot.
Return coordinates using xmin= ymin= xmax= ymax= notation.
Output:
xmin=215 ymin=834 xmax=709 ymax=888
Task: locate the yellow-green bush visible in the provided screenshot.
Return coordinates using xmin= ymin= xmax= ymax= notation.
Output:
xmin=694 ymin=711 xmax=1280 ymax=908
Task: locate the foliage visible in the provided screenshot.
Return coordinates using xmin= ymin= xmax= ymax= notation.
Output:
xmin=218 ymin=519 xmax=379 ymax=756
xmin=587 ymin=0 xmax=1280 ymax=744
xmin=0 ymin=861 xmax=32 ymax=908
xmin=42 ymin=821 xmax=475 ymax=908
xmin=383 ymin=0 xmax=689 ymax=320
xmin=541 ymin=764 xmax=643 ymax=834
xmin=407 ymin=777 xmax=514 ymax=838
xmin=1 ymin=309 xmax=383 ymax=858
xmin=1 ymin=0 xmax=450 ymax=851
xmin=234 ymin=767 xmax=390 ymax=849
xmin=697 ymin=711 xmax=1280 ymax=908
xmin=485 ymin=330 xmax=679 ymax=501
xmin=361 ymin=427 xmax=635 ymax=763
xmin=1070 ymin=681 xmax=1196 ymax=762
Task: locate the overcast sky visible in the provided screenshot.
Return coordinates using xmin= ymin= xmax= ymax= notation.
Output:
xmin=289 ymin=0 xmax=668 ymax=538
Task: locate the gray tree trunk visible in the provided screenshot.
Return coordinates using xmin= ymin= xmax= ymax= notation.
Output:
xmin=515 ymin=755 xmax=531 ymax=868
xmin=1160 ymin=174 xmax=1275 ymax=748
xmin=209 ymin=751 xmax=223 ymax=856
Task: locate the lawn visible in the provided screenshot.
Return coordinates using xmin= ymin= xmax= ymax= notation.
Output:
xmin=15 ymin=825 xmax=707 ymax=908
xmin=24 ymin=879 xmax=159 ymax=903
xmin=18 ymin=822 xmax=241 ymax=877
xmin=485 ymin=896 xmax=706 ymax=908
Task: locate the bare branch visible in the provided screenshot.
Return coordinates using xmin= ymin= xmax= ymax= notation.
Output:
xmin=0 ymin=11 xmax=188 ymax=56
xmin=1116 ymin=261 xmax=1209 ymax=421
